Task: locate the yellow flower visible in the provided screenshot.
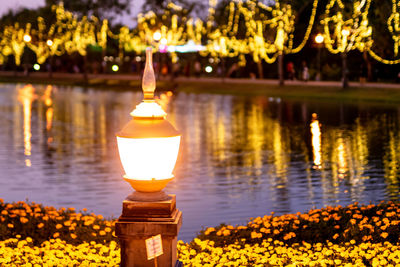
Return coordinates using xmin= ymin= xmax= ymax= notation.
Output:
xmin=93 ymin=225 xmax=100 ymax=230
xmin=99 ymin=230 xmax=106 ymax=236
xmin=105 ymin=227 xmax=112 ymax=233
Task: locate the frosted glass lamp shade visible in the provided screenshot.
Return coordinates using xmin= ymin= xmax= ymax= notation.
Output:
xmin=117 ymin=135 xmax=181 ymax=180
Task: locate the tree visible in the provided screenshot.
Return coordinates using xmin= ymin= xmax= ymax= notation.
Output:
xmin=45 ymin=0 xmax=131 ymax=21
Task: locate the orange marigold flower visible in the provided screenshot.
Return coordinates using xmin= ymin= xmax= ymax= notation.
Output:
xmin=333 ymin=233 xmax=339 ymax=239
xmin=350 ymin=219 xmax=356 ymax=225
xmin=53 ymin=232 xmax=60 ymax=238
xmin=222 ymin=229 xmax=230 ymax=236
xmin=251 ymin=231 xmax=259 ymax=239
xmin=7 ymin=223 xmax=14 ymax=228
xmin=38 ymin=223 xmax=44 ymax=229
xmin=105 ymin=227 xmax=112 ymax=233
xmin=381 ymin=232 xmax=388 ymax=239
xmin=20 ymin=217 xmax=28 ymax=224
xmin=56 ymin=224 xmax=62 ymax=229
xmin=99 ymin=230 xmax=106 ymax=236
xmin=1 ymin=210 xmax=8 ymax=215
xmin=93 ymin=225 xmax=100 ymax=230
xmin=64 ymin=221 xmax=71 ymax=226
xmin=70 ymin=233 xmax=77 ymax=239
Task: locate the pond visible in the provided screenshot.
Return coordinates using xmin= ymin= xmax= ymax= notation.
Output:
xmin=0 ymin=83 xmax=399 ymax=241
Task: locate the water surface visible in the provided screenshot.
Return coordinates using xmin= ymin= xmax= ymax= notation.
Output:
xmin=0 ymin=83 xmax=399 ymax=241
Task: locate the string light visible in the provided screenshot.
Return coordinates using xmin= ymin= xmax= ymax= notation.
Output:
xmin=1 ymin=1 xmax=400 ymax=67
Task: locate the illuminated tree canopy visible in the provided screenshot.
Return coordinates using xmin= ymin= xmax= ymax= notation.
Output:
xmin=1 ymin=0 xmax=400 ymax=66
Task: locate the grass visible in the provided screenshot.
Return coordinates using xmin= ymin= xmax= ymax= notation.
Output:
xmin=2 ymin=74 xmax=400 ymax=105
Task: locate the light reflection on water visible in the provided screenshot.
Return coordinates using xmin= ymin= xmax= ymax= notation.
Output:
xmin=0 ymin=83 xmax=399 ymax=241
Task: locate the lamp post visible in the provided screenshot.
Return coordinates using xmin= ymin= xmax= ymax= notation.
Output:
xmin=116 ymin=47 xmax=182 ymax=267
xmin=314 ymin=33 xmax=324 ymax=81
xmin=341 ymin=28 xmax=350 ymax=89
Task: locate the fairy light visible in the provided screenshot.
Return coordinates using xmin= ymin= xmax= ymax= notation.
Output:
xmin=321 ymin=0 xmax=373 ymax=54
xmin=2 ymin=0 xmax=400 ymax=68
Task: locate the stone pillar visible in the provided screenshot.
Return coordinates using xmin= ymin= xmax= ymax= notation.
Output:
xmin=116 ymin=194 xmax=182 ymax=267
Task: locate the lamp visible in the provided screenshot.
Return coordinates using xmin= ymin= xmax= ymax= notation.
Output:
xmin=116 ymin=47 xmax=183 ymax=267
xmin=116 ymin=47 xmax=181 ymax=201
xmin=315 ymin=33 xmax=324 ymax=44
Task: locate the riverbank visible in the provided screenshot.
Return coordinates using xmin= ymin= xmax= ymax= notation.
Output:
xmin=0 ymin=199 xmax=399 ymax=265
xmin=2 ymin=71 xmax=400 ymax=104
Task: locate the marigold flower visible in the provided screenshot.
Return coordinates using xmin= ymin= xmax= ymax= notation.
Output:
xmin=37 ymin=223 xmax=44 ymax=229
xmin=1 ymin=210 xmax=8 ymax=215
xmin=70 ymin=233 xmax=77 ymax=239
xmin=53 ymin=233 xmax=60 ymax=238
xmin=381 ymin=232 xmax=388 ymax=239
xmin=56 ymin=224 xmax=62 ymax=229
xmin=99 ymin=230 xmax=106 ymax=236
xmin=20 ymin=217 xmax=29 ymax=224
xmin=7 ymin=223 xmax=14 ymax=228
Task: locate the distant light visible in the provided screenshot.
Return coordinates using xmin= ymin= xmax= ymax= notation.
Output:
xmin=209 ymin=58 xmax=214 ymax=63
xmin=315 ymin=34 xmax=324 ymax=44
xmin=23 ymin=34 xmax=31 ymax=42
xmin=135 ymin=56 xmax=141 ymax=62
xmin=104 ymin=56 xmax=109 ymax=61
xmin=205 ymin=66 xmax=213 ymax=73
xmin=109 ymin=56 xmax=114 ymax=61
xmin=112 ymin=65 xmax=119 ymax=72
xmin=167 ymin=40 xmax=206 ymax=53
xmin=153 ymin=31 xmax=161 ymax=41
xmin=46 ymin=39 xmax=53 ymax=46
xmin=159 ymin=44 xmax=168 ymax=53
xmin=33 ymin=64 xmax=40 ymax=71
xmin=160 ymin=38 xmax=168 ymax=45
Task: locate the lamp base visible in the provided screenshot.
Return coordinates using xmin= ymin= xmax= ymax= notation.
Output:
xmin=116 ymin=194 xmax=182 ymax=267
xmin=126 ymin=190 xmax=171 ymax=202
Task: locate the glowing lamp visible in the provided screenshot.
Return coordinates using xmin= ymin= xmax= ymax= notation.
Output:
xmin=153 ymin=31 xmax=161 ymax=42
xmin=46 ymin=40 xmax=53 ymax=46
xmin=112 ymin=64 xmax=119 ymax=72
xmin=23 ymin=34 xmax=31 ymax=43
xmin=33 ymin=64 xmax=40 ymax=71
xmin=116 ymin=47 xmax=181 ymax=200
xmin=315 ymin=33 xmax=324 ymax=44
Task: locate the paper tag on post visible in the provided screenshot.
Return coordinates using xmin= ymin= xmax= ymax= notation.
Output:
xmin=145 ymin=234 xmax=163 ymax=260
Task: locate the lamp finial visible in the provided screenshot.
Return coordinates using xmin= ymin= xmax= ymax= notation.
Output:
xmin=142 ymin=47 xmax=156 ymax=101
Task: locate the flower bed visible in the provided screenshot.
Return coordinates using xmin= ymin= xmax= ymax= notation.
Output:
xmin=0 ymin=198 xmax=400 ymax=266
